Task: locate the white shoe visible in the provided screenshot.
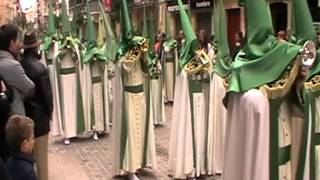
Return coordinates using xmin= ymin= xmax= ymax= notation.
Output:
xmin=93 ymin=132 xmax=99 ymax=141
xmin=128 ymin=173 xmax=140 ymax=180
xmin=63 ymin=138 xmax=70 ymax=145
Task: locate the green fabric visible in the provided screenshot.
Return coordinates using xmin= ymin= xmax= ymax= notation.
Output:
xmin=295 ymin=90 xmax=311 ymax=180
xmin=71 ymin=5 xmax=80 ymax=35
xmin=291 ymin=0 xmax=317 ymax=46
xmin=97 ymin=15 xmax=106 ymax=48
xmin=60 ymin=67 xmax=76 ymax=74
xmin=83 ymin=46 xmax=107 ymax=63
xmin=116 ymin=36 xmax=147 ymax=59
xmin=82 ymin=0 xmax=107 ymax=64
xmin=59 ymin=36 xmax=80 ymax=52
xmin=86 ymin=1 xmax=97 ymax=47
xmin=228 ymin=0 xmax=300 ymax=93
xmin=143 ymin=77 xmax=151 ymax=166
xmin=61 ymin=0 xmax=71 ymax=35
xmin=47 ymin=0 xmax=56 ymax=36
xmin=124 ymin=84 xmax=144 ymax=93
xmin=278 ymin=145 xmax=291 ymax=166
xmin=120 ymin=0 xmax=133 ymax=42
xmin=116 ymin=0 xmax=148 ymax=60
xmin=98 ymin=0 xmax=119 ymax=61
xmin=187 ymin=78 xmax=200 ymax=168
xmin=142 ymin=7 xmax=148 ymax=38
xmin=164 ymin=11 xmax=177 ymax=50
xmin=148 ymin=12 xmax=155 ymax=51
xmin=76 ymin=64 xmax=86 ymax=134
xmin=41 ymin=0 xmax=58 ymax=52
xmin=269 ymin=98 xmax=283 ymax=180
xmin=177 ymin=0 xmax=198 ymax=69
xmin=214 ymin=0 xmax=233 ymax=77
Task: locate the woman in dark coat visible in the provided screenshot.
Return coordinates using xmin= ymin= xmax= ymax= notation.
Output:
xmin=21 ymin=32 xmax=53 ymax=180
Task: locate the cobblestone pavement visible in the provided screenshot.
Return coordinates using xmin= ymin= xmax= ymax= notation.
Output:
xmin=48 ymin=104 xmax=219 ymax=180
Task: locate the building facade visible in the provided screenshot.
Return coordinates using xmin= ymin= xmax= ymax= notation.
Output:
xmin=0 ymin=0 xmax=20 ymax=25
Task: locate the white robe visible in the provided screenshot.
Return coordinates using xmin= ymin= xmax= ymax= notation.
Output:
xmin=207 ymin=73 xmax=227 ymax=174
xmin=56 ymin=48 xmax=85 ymax=138
xmin=46 ymin=43 xmax=63 ymax=136
xmin=150 ymin=78 xmax=166 ymax=125
xmin=112 ymin=58 xmax=157 ymax=175
xmin=162 ymin=49 xmax=178 ymax=103
xmin=83 ymin=60 xmax=110 ymax=133
xmin=169 ymin=70 xmax=213 ymax=178
xmin=222 ymin=89 xmax=293 ymax=180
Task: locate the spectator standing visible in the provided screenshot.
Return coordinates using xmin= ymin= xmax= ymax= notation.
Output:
xmin=0 ymin=25 xmax=34 ymax=161
xmin=231 ymin=31 xmax=244 ymax=60
xmin=5 ymin=115 xmax=37 ymax=180
xmin=21 ymin=32 xmax=53 ymax=180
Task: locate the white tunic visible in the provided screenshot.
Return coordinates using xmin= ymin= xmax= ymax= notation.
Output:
xmin=169 ymin=70 xmax=214 ymax=178
xmin=112 ymin=58 xmax=157 ymax=175
xmin=222 ymin=89 xmax=293 ymax=180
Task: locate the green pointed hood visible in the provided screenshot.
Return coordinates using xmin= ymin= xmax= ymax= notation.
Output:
xmin=82 ymin=1 xmax=107 ymax=64
xmin=47 ymin=0 xmax=56 ymax=36
xmin=177 ymin=0 xmax=198 ymax=69
xmin=41 ymin=0 xmax=57 ymax=51
xmin=61 ymin=0 xmax=71 ymax=35
xmin=86 ymin=1 xmax=96 ymax=47
xmin=142 ymin=7 xmax=156 ymax=66
xmin=120 ymin=0 xmax=133 ymax=41
xmin=163 ymin=11 xmax=177 ymax=50
xmin=290 ymin=0 xmax=320 ymax=81
xmin=214 ymin=0 xmax=232 ymax=77
xmin=228 ymin=0 xmax=300 ymax=93
xmin=116 ymin=0 xmax=148 ymax=60
xmin=291 ymin=0 xmax=317 ymax=46
xmin=97 ymin=14 xmax=106 ymax=48
xmin=142 ymin=7 xmax=148 ymax=38
xmin=71 ymin=5 xmax=80 ymax=35
xmin=98 ymin=0 xmax=119 ymax=61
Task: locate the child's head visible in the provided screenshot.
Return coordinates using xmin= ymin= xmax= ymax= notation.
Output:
xmin=5 ymin=115 xmax=35 ymax=154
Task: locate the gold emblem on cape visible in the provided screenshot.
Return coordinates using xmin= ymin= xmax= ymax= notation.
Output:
xmin=123 ymin=38 xmax=149 ymax=64
xmin=184 ymin=49 xmax=210 ymax=74
xmin=260 ymin=40 xmax=316 ymax=99
xmin=305 ymin=75 xmax=320 ymax=91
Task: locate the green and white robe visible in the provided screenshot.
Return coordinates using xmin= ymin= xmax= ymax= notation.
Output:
xmin=169 ymin=70 xmax=213 ymax=178
xmin=161 ymin=48 xmax=178 ymax=103
xmin=112 ymin=57 xmax=157 ymax=175
xmin=299 ymin=82 xmax=320 ymax=180
xmin=55 ymin=48 xmax=85 ymax=138
xmin=149 ymin=61 xmax=166 ymax=125
xmin=82 ymin=59 xmax=111 ymax=133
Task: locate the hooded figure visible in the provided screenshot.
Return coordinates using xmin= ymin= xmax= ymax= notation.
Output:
xmin=54 ymin=0 xmax=85 ymax=145
xmin=290 ymin=0 xmax=320 ymax=179
xmin=168 ymin=0 xmax=217 ymax=178
xmin=112 ymin=1 xmax=156 ymax=179
xmin=41 ymin=0 xmax=63 ymax=138
xmin=221 ymin=0 xmax=315 ymax=179
xmin=161 ymin=12 xmax=179 ymax=103
xmin=142 ymin=7 xmax=166 ymax=126
xmin=81 ymin=0 xmax=111 ymax=140
xmin=204 ymin=0 xmax=230 ymax=175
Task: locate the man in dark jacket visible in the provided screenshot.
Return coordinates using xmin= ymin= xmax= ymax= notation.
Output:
xmin=0 ymin=24 xmax=35 ymax=162
xmin=21 ymin=32 xmax=53 ymax=180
